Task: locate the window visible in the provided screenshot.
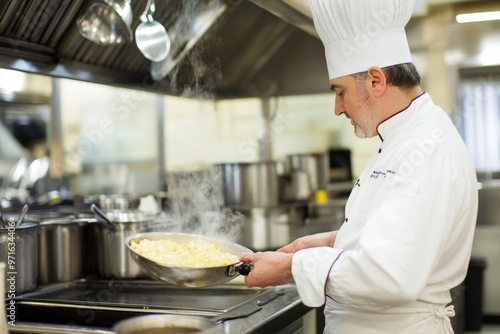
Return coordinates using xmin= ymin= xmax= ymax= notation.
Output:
xmin=458 ymin=73 xmax=500 ymax=179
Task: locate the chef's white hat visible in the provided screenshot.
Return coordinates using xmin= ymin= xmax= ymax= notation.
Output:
xmin=309 ymin=0 xmax=415 ymax=79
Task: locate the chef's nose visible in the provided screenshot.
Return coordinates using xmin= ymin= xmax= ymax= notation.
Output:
xmin=334 ymin=99 xmax=345 ymax=116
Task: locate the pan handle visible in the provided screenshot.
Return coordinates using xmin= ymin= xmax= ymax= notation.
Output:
xmin=227 ymin=262 xmax=253 ymax=277
xmin=237 ymin=262 xmax=253 ymax=275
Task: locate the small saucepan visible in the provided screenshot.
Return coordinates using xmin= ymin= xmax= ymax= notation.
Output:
xmin=113 ymin=314 xmax=221 ymax=334
xmin=125 ymin=232 xmax=253 ymax=288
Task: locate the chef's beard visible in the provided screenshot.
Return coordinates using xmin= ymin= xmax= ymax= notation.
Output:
xmin=352 ymin=85 xmax=374 ymax=138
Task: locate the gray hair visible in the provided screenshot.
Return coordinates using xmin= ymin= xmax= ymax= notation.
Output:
xmin=352 ymin=63 xmax=421 ymax=90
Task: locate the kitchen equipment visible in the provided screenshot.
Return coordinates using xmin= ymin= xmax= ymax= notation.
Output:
xmin=126 ymin=232 xmax=253 ymax=287
xmin=237 ymin=206 xmax=293 ymax=251
xmin=0 ymin=219 xmax=38 ymax=294
xmin=278 ymin=170 xmax=311 ymax=202
xmin=12 ymin=279 xmax=300 ymax=333
xmin=74 ymin=194 xmax=141 ymax=217
xmin=77 ymin=0 xmax=133 ymax=45
xmin=37 ymin=218 xmax=89 ymax=284
xmin=113 ymin=314 xmax=220 ymax=334
xmin=286 ymin=152 xmax=330 ymax=192
xmin=328 ymin=148 xmax=353 ymax=181
xmin=91 ymin=211 xmax=152 ymax=279
xmin=135 ymin=0 xmax=171 ymax=62
xmin=15 ymin=203 xmax=28 ymax=227
xmin=90 ymin=203 xmax=116 ymax=230
xmin=218 ymin=161 xmax=279 ymax=209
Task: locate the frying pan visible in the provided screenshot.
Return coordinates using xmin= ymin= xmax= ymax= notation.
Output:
xmin=125 ymin=232 xmax=253 ymax=287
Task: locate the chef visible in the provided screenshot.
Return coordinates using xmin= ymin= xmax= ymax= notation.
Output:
xmin=240 ymin=0 xmax=479 ymax=333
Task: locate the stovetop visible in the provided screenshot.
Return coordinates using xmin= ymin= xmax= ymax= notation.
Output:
xmin=12 ymin=279 xmax=282 ymax=329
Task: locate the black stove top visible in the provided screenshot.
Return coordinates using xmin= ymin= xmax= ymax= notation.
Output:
xmin=13 ymin=279 xmax=281 ymax=328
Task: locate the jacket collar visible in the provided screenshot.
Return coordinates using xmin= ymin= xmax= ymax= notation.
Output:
xmin=377 ymin=92 xmax=431 ymax=142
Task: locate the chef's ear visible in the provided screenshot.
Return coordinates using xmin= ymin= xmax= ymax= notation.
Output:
xmin=366 ymin=66 xmax=386 ymax=98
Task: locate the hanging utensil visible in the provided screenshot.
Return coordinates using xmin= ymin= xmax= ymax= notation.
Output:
xmin=90 ymin=204 xmax=116 ymax=230
xmin=16 ymin=204 xmax=29 ymax=228
xmin=77 ymin=0 xmax=133 ymax=45
xmin=135 ymin=0 xmax=171 ymax=62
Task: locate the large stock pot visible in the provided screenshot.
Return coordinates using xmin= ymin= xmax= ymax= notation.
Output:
xmin=91 ymin=211 xmax=152 ymax=279
xmin=286 ymin=152 xmax=330 ymax=192
xmin=0 ymin=219 xmax=38 ymax=294
xmin=38 ymin=218 xmax=89 ymax=284
xmin=218 ymin=161 xmax=279 ymax=209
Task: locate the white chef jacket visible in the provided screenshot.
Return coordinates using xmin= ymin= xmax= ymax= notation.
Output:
xmin=292 ymin=93 xmax=478 ymax=334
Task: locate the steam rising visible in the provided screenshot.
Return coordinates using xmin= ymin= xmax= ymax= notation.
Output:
xmin=152 ymin=0 xmax=225 ymax=98
xmin=150 ymin=1 xmax=241 ymax=241
xmin=159 ymin=166 xmax=244 ymax=243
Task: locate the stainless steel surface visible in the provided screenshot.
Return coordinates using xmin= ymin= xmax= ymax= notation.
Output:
xmin=0 ymin=221 xmax=38 ymax=294
xmin=11 ymin=280 xmax=308 ymax=334
xmin=477 ymin=180 xmax=500 ymax=225
xmin=74 ymin=194 xmax=141 ymax=216
xmin=279 ymin=171 xmax=311 ymax=202
xmin=149 ymin=0 xmax=227 ymax=81
xmin=38 ymin=218 xmax=88 ymax=284
xmin=113 ymin=314 xmax=220 ymax=334
xmin=90 ymin=203 xmax=116 ymax=230
xmin=238 ymin=202 xmax=346 ymax=251
xmin=286 ymin=152 xmax=330 ymax=192
xmin=126 ymin=232 xmax=253 ymax=287
xmin=91 ymin=218 xmax=151 ymax=279
xmin=0 ymin=0 xmax=329 ymax=98
xmin=50 ymin=78 xmax=65 ymax=179
xmin=15 ymin=203 xmax=29 ymax=227
xmin=77 ymin=0 xmax=133 ymax=45
xmin=248 ymin=0 xmax=317 ymax=37
xmin=218 ymin=162 xmax=279 ymax=209
xmin=9 ymin=323 xmax=113 ymax=334
xmin=238 ymin=206 xmax=292 ymax=250
xmin=135 ymin=0 xmax=171 ymax=62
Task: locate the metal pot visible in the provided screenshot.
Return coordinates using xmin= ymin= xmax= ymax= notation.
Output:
xmin=0 ymin=220 xmax=38 ymax=294
xmin=113 ymin=314 xmax=221 ymax=334
xmin=74 ymin=194 xmax=141 ymax=217
xmin=286 ymin=152 xmax=330 ymax=192
xmin=91 ymin=211 xmax=151 ymax=279
xmin=77 ymin=0 xmax=133 ymax=45
xmin=218 ymin=161 xmax=279 ymax=209
xmin=38 ymin=218 xmax=89 ymax=284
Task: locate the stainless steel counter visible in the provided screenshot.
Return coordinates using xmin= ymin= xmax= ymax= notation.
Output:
xmin=8 ymin=280 xmax=311 ymax=334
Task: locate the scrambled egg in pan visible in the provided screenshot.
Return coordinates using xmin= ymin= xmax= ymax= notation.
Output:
xmin=130 ymin=238 xmax=239 ymax=268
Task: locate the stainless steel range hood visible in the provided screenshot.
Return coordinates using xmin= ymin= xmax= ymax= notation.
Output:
xmin=249 ymin=0 xmax=317 ymax=37
xmin=0 ymin=0 xmax=330 ymax=99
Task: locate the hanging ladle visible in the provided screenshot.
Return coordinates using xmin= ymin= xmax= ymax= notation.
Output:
xmin=16 ymin=204 xmax=29 ymax=228
xmin=135 ymin=0 xmax=171 ymax=62
xmin=90 ymin=204 xmax=116 ymax=230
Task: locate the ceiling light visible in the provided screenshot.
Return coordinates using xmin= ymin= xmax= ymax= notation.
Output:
xmin=456 ymin=11 xmax=500 ymax=24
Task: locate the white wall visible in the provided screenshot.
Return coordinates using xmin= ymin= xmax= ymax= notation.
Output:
xmin=162 ymin=93 xmax=380 ymax=179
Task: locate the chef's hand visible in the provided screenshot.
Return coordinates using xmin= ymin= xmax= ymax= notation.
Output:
xmin=276 ymin=231 xmax=338 ymax=253
xmin=240 ymin=251 xmax=294 ymax=288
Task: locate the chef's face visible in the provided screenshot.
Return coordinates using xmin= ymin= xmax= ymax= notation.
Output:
xmin=330 ymin=75 xmax=375 ymax=138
